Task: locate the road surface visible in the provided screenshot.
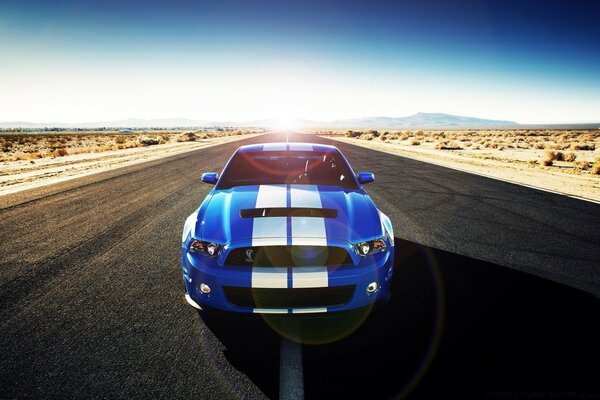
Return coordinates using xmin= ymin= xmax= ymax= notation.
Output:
xmin=1 ymin=132 xmax=598 ymax=399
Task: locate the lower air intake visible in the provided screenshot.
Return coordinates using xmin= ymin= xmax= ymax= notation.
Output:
xmin=223 ymin=285 xmax=355 ymax=309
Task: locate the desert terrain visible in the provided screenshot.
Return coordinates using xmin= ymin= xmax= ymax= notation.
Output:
xmin=318 ymin=129 xmax=600 ymax=202
xmin=0 ymin=129 xmax=263 ymax=195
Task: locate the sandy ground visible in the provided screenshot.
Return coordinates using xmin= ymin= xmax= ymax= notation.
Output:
xmin=327 ymin=136 xmax=600 ymax=203
xmin=0 ymin=134 xmax=260 ymax=196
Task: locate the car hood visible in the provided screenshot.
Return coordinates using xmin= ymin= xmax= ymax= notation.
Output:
xmin=198 ymin=185 xmax=381 ymax=245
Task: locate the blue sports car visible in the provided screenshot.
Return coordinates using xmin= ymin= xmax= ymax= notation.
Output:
xmin=181 ymin=142 xmax=394 ymax=315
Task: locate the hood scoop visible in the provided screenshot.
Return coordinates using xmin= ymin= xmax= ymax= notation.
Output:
xmin=240 ymin=207 xmax=337 ymax=219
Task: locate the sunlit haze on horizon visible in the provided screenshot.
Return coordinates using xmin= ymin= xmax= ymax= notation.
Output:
xmin=1 ymin=0 xmax=599 ymax=124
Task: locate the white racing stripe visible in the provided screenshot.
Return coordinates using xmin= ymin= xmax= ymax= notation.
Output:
xmin=291 ymin=308 xmax=327 ymax=314
xmin=253 ymin=308 xmax=288 ymax=314
xmin=290 ymin=185 xmax=327 ymax=246
xmin=252 ymin=267 xmax=288 ymax=288
xmin=256 ymin=184 xmax=287 ymax=208
xmin=292 ymin=267 xmax=328 ymax=288
xmin=263 ymin=143 xmax=288 ymax=151
xmin=288 ymin=143 xmax=313 ymax=151
xmin=252 ymin=185 xmax=287 ymax=246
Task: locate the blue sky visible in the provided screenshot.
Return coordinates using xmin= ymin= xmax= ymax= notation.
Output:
xmin=1 ymin=0 xmax=599 ymax=123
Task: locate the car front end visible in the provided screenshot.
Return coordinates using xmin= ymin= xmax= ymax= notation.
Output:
xmin=181 ymin=143 xmax=394 ymax=315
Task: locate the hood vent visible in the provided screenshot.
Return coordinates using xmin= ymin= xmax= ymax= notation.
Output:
xmin=240 ymin=207 xmax=337 ymax=218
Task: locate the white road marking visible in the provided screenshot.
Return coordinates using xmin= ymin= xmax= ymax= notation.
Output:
xmin=280 ymin=337 xmax=304 ymax=400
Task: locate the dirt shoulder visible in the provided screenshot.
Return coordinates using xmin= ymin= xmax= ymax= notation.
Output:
xmin=326 ymin=135 xmax=600 ymax=203
xmin=0 ymin=134 xmax=261 ymax=196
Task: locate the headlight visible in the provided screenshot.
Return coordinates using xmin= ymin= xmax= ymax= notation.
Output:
xmin=189 ymin=240 xmax=221 ymax=257
xmin=355 ymin=239 xmax=386 ymax=256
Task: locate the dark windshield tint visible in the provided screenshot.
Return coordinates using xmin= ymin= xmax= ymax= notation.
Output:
xmin=217 ymin=151 xmax=358 ymax=189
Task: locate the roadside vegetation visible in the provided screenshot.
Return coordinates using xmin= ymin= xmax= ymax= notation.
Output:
xmin=316 ymin=129 xmax=600 ymax=176
xmin=0 ymin=129 xmax=264 ymax=162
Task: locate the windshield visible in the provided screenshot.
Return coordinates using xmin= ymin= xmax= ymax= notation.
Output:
xmin=217 ymin=150 xmax=358 ymax=189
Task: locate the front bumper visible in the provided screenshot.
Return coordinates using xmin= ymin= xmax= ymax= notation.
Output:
xmin=182 ymin=244 xmax=394 ymax=314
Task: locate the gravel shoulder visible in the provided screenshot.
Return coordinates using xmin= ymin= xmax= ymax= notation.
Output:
xmin=0 ymin=134 xmax=260 ymax=196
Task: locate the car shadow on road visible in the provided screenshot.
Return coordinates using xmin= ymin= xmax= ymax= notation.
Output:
xmin=200 ymin=238 xmax=600 ymax=399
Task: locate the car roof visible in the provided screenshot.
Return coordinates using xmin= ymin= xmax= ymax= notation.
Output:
xmin=237 ymin=142 xmax=339 ymax=153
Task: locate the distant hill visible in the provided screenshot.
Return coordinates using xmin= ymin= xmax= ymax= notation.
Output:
xmin=0 ymin=118 xmax=211 ymax=129
xmin=2 ymin=113 xmax=598 ymax=130
xmin=330 ymin=113 xmax=519 ymax=129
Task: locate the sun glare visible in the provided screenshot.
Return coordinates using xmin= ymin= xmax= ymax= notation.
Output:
xmin=272 ymin=116 xmax=299 ymax=131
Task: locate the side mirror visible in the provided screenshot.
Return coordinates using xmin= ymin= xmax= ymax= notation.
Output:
xmin=357 ymin=172 xmax=375 ymax=185
xmin=201 ymin=172 xmax=218 ymax=185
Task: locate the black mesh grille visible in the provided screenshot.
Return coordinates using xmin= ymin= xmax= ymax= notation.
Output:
xmin=223 ymin=286 xmax=356 ymax=309
xmin=225 ymin=246 xmax=353 ymax=267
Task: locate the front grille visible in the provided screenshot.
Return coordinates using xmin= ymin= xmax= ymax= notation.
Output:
xmin=223 ymin=286 xmax=356 ymax=309
xmin=225 ymin=246 xmax=353 ymax=267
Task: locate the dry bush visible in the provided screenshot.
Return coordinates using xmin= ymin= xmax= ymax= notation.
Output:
xmin=345 ymin=130 xmax=362 ymax=138
xmin=563 ymin=152 xmax=577 ymax=162
xmin=592 ymin=158 xmax=600 ymax=175
xmin=542 ymin=159 xmax=553 ymax=166
xmin=435 ymin=140 xmax=463 ymax=150
xmin=53 ymin=148 xmax=68 ymax=157
xmin=545 ymin=151 xmax=563 ymax=161
xmin=574 ymin=161 xmax=590 ymax=171
xmin=570 ymin=143 xmax=595 ymax=151
xmin=139 ymin=137 xmax=160 ymax=146
xmin=409 ymin=139 xmax=420 ymax=146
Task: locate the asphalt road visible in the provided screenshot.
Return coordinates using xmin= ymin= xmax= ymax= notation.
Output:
xmin=1 ymin=132 xmax=599 ymax=399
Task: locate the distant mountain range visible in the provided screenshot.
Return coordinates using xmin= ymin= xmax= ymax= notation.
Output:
xmin=1 ymin=113 xmax=598 ymax=130
xmin=329 ymin=113 xmax=518 ymax=129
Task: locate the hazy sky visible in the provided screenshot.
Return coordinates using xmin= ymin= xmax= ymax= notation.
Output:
xmin=1 ymin=0 xmax=599 ymax=123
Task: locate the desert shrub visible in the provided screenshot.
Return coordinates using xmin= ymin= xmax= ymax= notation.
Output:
xmin=545 ymin=151 xmax=564 ymax=161
xmin=380 ymin=135 xmax=387 ymax=141
xmin=368 ymin=130 xmax=380 ymax=138
xmin=570 ymin=143 xmax=596 ymax=151
xmin=574 ymin=161 xmax=590 ymax=170
xmin=345 ymin=130 xmax=361 ymax=138
xmin=53 ymin=148 xmax=68 ymax=157
xmin=542 ymin=159 xmax=553 ymax=166
xmin=563 ymin=152 xmax=577 ymax=162
xmin=435 ymin=140 xmax=462 ymax=150
xmin=592 ymin=158 xmax=600 ymax=175
xmin=409 ymin=139 xmax=421 ymax=146
xmin=115 ymin=136 xmax=127 ymax=144
xmin=139 ymin=136 xmax=160 ymax=146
